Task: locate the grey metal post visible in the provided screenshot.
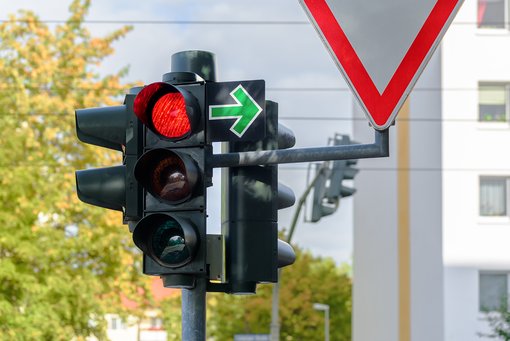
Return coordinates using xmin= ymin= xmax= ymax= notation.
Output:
xmin=182 ymin=278 xmax=207 ymax=340
xmin=210 ymin=128 xmax=389 ymax=168
xmin=325 ymin=307 xmax=330 ymax=341
xmin=313 ymin=303 xmax=330 ymax=341
xmin=171 ymin=50 xmax=217 ymax=341
xmin=270 ymin=269 xmax=281 ymax=341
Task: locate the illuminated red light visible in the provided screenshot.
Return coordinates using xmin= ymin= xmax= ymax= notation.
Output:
xmin=133 ymin=82 xmax=192 ymax=140
xmin=152 ymin=93 xmax=191 ymax=139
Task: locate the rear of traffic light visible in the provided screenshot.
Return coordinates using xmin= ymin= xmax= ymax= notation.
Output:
xmin=311 ymin=134 xmax=359 ymax=223
xmin=219 ymin=101 xmax=296 ymax=294
xmin=131 ymin=77 xmax=209 ymax=288
xmin=75 ymin=91 xmax=143 ymax=220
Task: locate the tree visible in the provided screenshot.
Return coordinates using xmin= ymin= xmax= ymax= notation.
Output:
xmin=479 ymin=298 xmax=510 ymax=340
xmin=207 ymin=247 xmax=352 ymax=341
xmin=0 ymin=1 xmax=149 ymax=339
xmin=160 ymin=295 xmax=182 ymax=341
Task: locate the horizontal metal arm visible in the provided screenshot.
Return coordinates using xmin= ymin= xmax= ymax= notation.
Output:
xmin=210 ymin=128 xmax=390 ymax=168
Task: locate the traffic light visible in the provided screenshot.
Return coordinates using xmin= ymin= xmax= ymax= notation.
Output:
xmin=311 ymin=134 xmax=359 ymax=223
xmin=130 ymin=77 xmax=209 ymax=289
xmin=75 ymin=90 xmax=143 ymax=221
xmin=219 ymin=100 xmax=296 ymax=294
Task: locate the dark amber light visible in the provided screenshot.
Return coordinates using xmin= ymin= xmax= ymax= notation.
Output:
xmin=150 ymin=154 xmax=191 ymax=203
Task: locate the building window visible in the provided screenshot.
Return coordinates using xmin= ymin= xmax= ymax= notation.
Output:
xmin=480 ymin=272 xmax=508 ymax=311
xmin=480 ymin=177 xmax=507 ymax=216
xmin=150 ymin=317 xmax=163 ymax=329
xmin=111 ymin=317 xmax=119 ymax=330
xmin=110 ymin=316 xmax=124 ymax=330
xmin=479 ymin=83 xmax=508 ymax=122
xmin=478 ymin=0 xmax=507 ymax=29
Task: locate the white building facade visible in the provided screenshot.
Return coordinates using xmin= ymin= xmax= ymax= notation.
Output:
xmin=353 ymin=0 xmax=510 ymax=340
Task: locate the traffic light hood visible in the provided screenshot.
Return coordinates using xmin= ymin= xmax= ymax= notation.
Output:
xmin=75 ymin=105 xmax=127 ymax=151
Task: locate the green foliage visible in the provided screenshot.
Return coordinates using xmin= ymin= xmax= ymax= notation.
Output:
xmin=160 ymin=295 xmax=182 ymax=341
xmin=207 ymin=247 xmax=352 ymax=341
xmin=0 ymin=1 xmax=149 ymax=339
xmin=480 ymin=299 xmax=510 ymax=340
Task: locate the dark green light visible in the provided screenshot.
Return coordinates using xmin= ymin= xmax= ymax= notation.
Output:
xmin=151 ymin=219 xmax=190 ymax=266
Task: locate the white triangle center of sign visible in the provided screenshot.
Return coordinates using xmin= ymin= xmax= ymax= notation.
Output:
xmin=325 ymin=0 xmax=438 ymax=94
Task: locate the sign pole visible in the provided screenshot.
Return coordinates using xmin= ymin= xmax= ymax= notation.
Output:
xmin=210 ymin=128 xmax=389 ymax=168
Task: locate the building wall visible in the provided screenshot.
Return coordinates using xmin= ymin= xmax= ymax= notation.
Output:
xmin=442 ymin=0 xmax=510 ymax=340
xmin=409 ymin=48 xmax=444 ymax=341
xmin=352 ymin=113 xmax=399 ymax=341
xmin=104 ymin=312 xmax=167 ymax=341
xmin=352 ymin=0 xmax=510 ymax=340
xmin=353 ymin=39 xmax=443 ymax=341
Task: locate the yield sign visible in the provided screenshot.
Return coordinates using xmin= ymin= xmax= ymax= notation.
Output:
xmin=300 ymin=0 xmax=464 ymax=130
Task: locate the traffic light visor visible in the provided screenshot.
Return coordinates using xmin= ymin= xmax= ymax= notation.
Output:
xmin=135 ymin=149 xmax=198 ymax=204
xmin=134 ymin=82 xmax=193 ymax=140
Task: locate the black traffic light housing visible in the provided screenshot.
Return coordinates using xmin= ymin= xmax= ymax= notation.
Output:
xmin=130 ymin=73 xmax=210 ymax=289
xmin=75 ymin=91 xmax=143 ymax=221
xmin=216 ymin=101 xmax=296 ymax=294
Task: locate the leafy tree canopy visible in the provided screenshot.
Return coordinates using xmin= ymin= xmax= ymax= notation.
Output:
xmin=206 ymin=247 xmax=352 ymax=341
xmin=0 ymin=1 xmax=149 ymax=339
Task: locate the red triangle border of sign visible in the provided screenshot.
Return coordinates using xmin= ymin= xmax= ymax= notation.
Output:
xmin=303 ymin=0 xmax=458 ymax=129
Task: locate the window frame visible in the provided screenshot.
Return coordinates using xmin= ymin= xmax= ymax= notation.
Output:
xmin=477 ymin=0 xmax=509 ymax=30
xmin=479 ymin=82 xmax=510 ymax=123
xmin=479 ymin=271 xmax=510 ymax=312
xmin=480 ymin=176 xmax=510 ymax=217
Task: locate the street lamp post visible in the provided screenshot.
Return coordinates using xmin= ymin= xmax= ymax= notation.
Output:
xmin=313 ymin=303 xmax=330 ymax=341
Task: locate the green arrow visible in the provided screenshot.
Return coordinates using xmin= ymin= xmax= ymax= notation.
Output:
xmin=209 ymin=85 xmax=263 ymax=137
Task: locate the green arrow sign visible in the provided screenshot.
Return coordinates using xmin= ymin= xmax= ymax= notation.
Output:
xmin=209 ymin=85 xmax=263 ymax=138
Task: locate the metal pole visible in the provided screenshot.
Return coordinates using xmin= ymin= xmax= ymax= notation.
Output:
xmin=313 ymin=303 xmax=330 ymax=341
xmin=171 ymin=50 xmax=217 ymax=341
xmin=210 ymin=128 xmax=389 ymax=168
xmin=182 ymin=278 xmax=207 ymax=341
xmin=325 ymin=306 xmax=330 ymax=341
xmin=286 ymin=165 xmax=328 ymax=243
xmin=270 ymin=269 xmax=281 ymax=341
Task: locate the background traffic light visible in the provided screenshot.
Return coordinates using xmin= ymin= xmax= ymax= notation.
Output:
xmin=311 ymin=134 xmax=359 ymax=223
xmin=75 ymin=89 xmax=143 ymax=221
xmin=219 ymin=100 xmax=295 ymax=294
xmin=130 ymin=75 xmax=210 ymax=289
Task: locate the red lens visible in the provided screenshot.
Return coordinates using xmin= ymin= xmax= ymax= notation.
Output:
xmin=134 ymin=82 xmax=193 ymax=140
xmin=152 ymin=92 xmax=191 ymax=139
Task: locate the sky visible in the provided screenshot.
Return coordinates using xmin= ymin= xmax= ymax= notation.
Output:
xmin=2 ymin=0 xmax=358 ymax=265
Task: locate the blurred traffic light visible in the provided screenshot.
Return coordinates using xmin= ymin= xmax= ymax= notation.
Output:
xmin=311 ymin=134 xmax=359 ymax=223
xmin=219 ymin=101 xmax=296 ymax=294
